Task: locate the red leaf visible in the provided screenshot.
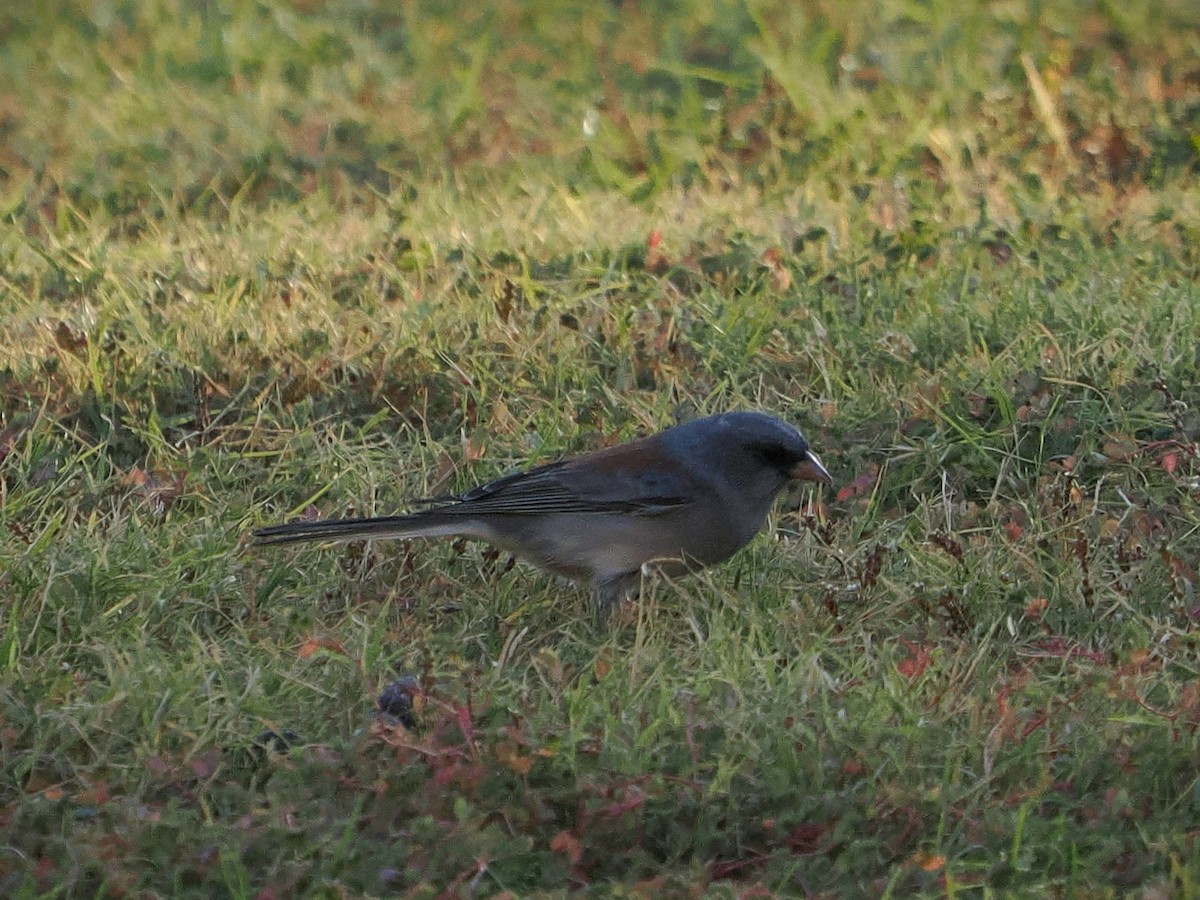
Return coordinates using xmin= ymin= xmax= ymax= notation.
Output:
xmin=897 ymin=641 xmax=931 ymax=680
xmin=912 ymin=851 xmax=946 ymax=872
xmin=836 ymin=465 xmax=878 ymax=503
xmin=785 ymin=822 xmax=828 ymax=852
xmin=35 ymin=855 xmax=56 ymax=881
xmin=1024 ymin=597 xmax=1048 ymax=620
xmin=297 ymin=636 xmax=350 ymax=659
xmin=1162 ymin=548 xmax=1198 ymax=585
xmin=550 ymin=829 xmax=583 ymax=865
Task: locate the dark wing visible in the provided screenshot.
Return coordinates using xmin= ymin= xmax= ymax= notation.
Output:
xmin=423 ymin=444 xmax=700 ymax=518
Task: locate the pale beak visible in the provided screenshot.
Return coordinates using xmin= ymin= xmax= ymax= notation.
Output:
xmin=791 ymin=451 xmax=832 ymax=485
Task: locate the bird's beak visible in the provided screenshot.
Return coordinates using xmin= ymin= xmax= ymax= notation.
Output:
xmin=791 ymin=451 xmax=832 ymax=485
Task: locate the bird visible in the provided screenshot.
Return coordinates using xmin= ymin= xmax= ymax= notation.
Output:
xmin=253 ymin=411 xmax=831 ymax=614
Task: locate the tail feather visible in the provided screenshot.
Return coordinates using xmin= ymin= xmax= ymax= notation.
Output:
xmin=252 ymin=512 xmax=469 ymax=547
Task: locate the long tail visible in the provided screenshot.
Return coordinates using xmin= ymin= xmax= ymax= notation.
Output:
xmin=252 ymin=512 xmax=469 ymax=547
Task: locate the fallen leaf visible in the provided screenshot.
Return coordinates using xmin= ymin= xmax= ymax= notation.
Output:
xmin=594 ymin=652 xmax=611 ymax=679
xmin=53 ymin=320 xmax=88 ymax=351
xmin=897 ymin=641 xmax=931 ymax=680
xmin=760 ymin=247 xmax=791 ymax=291
xmin=836 ymin=465 xmax=878 ymax=503
xmin=785 ymin=822 xmax=828 ymax=852
xmin=913 ymin=851 xmax=946 ymax=872
xmin=550 ymin=829 xmax=583 ymax=865
xmin=1102 ymin=435 xmax=1138 ymax=462
xmin=494 ymin=278 xmax=516 ymax=322
xmin=297 ymin=637 xmax=351 ymax=659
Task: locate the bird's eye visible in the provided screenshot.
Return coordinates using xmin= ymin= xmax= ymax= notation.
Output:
xmin=753 ymin=442 xmax=801 ymax=471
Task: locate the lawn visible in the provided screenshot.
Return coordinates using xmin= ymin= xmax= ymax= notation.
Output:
xmin=2 ymin=0 xmax=1199 ymax=895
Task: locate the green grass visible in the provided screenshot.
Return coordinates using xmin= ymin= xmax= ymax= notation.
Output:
xmin=2 ymin=0 xmax=1200 ymax=895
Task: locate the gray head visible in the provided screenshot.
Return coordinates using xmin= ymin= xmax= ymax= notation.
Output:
xmin=663 ymin=412 xmax=831 ymax=495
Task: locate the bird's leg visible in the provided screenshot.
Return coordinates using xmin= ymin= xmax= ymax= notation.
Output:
xmin=592 ymin=571 xmax=641 ymax=623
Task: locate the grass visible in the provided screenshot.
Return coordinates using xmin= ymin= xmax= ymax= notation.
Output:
xmin=2 ymin=0 xmax=1200 ymax=895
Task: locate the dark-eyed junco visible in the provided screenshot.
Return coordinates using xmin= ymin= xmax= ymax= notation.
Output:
xmin=254 ymin=411 xmax=830 ymax=612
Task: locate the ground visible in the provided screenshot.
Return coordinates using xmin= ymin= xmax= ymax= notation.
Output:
xmin=1 ymin=1 xmax=1199 ymax=895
